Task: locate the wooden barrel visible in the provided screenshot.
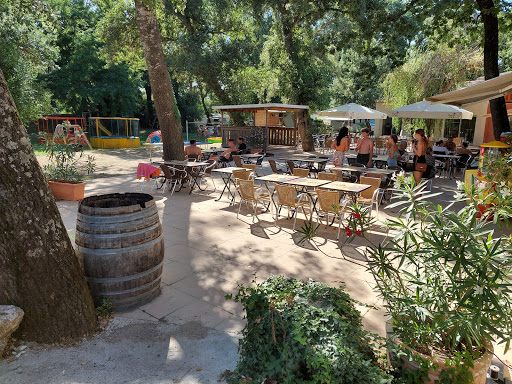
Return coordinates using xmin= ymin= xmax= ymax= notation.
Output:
xmin=75 ymin=193 xmax=164 ymax=311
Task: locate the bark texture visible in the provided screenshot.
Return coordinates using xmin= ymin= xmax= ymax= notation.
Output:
xmin=0 ymin=69 xmax=96 ymax=343
xmin=296 ymin=111 xmax=314 ymax=151
xmin=477 ymin=0 xmax=511 ymax=140
xmin=135 ymin=0 xmax=184 ymax=160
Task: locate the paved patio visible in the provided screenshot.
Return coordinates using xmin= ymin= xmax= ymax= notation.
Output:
xmin=3 ymin=149 xmax=509 ymax=383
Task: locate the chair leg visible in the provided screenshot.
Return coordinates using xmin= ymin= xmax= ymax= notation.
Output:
xmin=237 ymin=198 xmax=242 ymax=219
xmin=252 ymin=201 xmax=257 ymax=223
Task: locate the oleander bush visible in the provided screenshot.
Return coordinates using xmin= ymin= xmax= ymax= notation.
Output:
xmin=226 ymin=275 xmax=391 ymax=384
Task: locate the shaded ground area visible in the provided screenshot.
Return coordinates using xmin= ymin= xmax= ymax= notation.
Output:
xmin=5 ymin=145 xmax=509 ymax=383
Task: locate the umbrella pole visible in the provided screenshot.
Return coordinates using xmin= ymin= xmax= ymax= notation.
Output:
xmin=457 ymin=118 xmax=462 ymax=139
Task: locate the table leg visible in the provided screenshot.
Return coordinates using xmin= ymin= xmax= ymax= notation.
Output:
xmin=215 ymin=174 xmax=230 ymax=201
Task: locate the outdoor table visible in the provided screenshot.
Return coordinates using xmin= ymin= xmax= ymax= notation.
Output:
xmin=285 ymin=157 xmax=329 ymax=175
xmin=318 ymin=181 xmax=371 ymax=202
xmin=143 ymin=142 xmax=162 ymax=163
xmin=202 ymin=148 xmax=221 ymax=159
xmin=255 ymin=175 xmax=300 ymax=209
xmin=432 ymin=154 xmax=460 ymax=178
xmin=211 ymin=167 xmax=244 ymax=202
xmin=162 ymin=161 xmax=209 ymax=194
xmin=363 ymin=167 xmax=397 ymax=176
xmin=240 ymin=153 xmax=262 ymax=164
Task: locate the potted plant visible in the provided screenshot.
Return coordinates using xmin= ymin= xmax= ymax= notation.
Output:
xmin=41 ymin=126 xmax=95 ymax=201
xmin=343 ymin=174 xmax=512 ymax=383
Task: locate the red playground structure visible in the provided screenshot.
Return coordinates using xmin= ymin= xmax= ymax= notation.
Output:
xmin=37 ymin=116 xmax=91 ymax=149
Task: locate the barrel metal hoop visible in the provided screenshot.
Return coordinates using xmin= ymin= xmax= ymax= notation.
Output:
xmin=77 ymin=207 xmax=158 ymax=224
xmin=86 ymin=260 xmax=164 ymax=284
xmin=92 ymin=271 xmax=163 ymax=296
xmin=77 ymin=235 xmax=163 ymax=255
xmin=107 ymin=284 xmax=160 ymax=307
xmin=77 ymin=222 xmax=161 ymax=240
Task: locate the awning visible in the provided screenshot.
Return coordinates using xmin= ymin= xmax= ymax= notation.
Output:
xmin=211 ymin=103 xmax=309 ymax=113
xmin=425 ymin=72 xmax=512 ymax=106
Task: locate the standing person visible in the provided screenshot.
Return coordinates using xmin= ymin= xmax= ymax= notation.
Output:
xmin=413 ymin=129 xmax=428 ymax=185
xmin=184 ymin=139 xmax=202 ymax=160
xmin=331 ymin=126 xmax=350 ymax=166
xmin=355 ymin=128 xmax=373 ymax=167
xmin=386 ymin=135 xmax=399 ymax=167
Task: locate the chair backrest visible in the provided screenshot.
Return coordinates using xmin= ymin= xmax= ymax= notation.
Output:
xmin=318 ymin=172 xmax=336 ymax=181
xmin=186 ymin=153 xmax=199 ymax=161
xmin=275 ymin=184 xmax=296 ymax=207
xmin=286 ymin=160 xmax=295 ymax=172
xmin=293 ymin=168 xmax=309 ymax=177
xmin=456 ymin=153 xmax=471 ymax=166
xmin=359 ymin=176 xmax=381 ymax=199
xmin=316 ymin=190 xmax=340 ymax=213
xmin=329 ymin=168 xmax=344 ymax=181
xmin=205 ymin=159 xmax=217 ymax=174
xmin=256 ymin=155 xmax=265 ymax=166
xmin=238 ymin=179 xmax=255 ymax=200
xmin=160 ymin=164 xmax=174 ymax=179
xmin=269 ymin=159 xmax=280 ymax=173
xmin=232 ymin=168 xmax=251 ymax=181
xmin=242 ymin=164 xmax=257 ymax=172
xmin=232 ymin=155 xmax=243 ymax=167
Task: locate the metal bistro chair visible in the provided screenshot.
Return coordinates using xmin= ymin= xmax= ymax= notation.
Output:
xmin=274 ymin=184 xmax=311 ymax=230
xmin=316 ymin=190 xmax=350 ymax=240
xmin=292 ymin=168 xmax=310 ymax=178
xmin=453 ymin=154 xmax=472 ymax=178
xmin=158 ymin=164 xmax=188 ymax=196
xmin=242 ymin=163 xmax=258 ymax=177
xmin=189 ymin=159 xmax=217 ymax=192
xmin=269 ymin=159 xmax=287 ymax=174
xmin=349 ymin=163 xmax=366 ymax=183
xmin=356 ymin=176 xmax=382 ymax=217
xmin=232 ymin=155 xmax=244 ymax=168
xmin=237 ymin=179 xmax=273 ymax=223
xmin=286 ymin=160 xmax=296 ymax=174
xmin=307 ymin=155 xmax=328 ymax=178
xmin=318 ymin=172 xmax=336 ymax=182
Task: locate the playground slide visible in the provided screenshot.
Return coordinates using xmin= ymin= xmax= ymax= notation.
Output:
xmin=97 ymin=121 xmax=113 ymax=136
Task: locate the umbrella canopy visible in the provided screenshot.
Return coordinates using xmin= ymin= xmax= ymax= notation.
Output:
xmin=390 ymin=101 xmax=473 ymax=120
xmin=318 ymin=103 xmax=388 ymax=120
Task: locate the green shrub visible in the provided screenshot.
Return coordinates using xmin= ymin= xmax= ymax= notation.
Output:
xmin=226 ymin=275 xmax=391 ymax=383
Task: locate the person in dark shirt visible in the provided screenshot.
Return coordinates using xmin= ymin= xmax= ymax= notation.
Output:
xmin=237 ymin=137 xmax=247 ymax=153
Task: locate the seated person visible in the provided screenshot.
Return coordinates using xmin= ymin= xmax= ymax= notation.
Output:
xmin=211 ymin=138 xmax=237 ymax=164
xmin=425 ymin=147 xmax=437 ymax=179
xmin=398 ymin=140 xmax=408 ymax=156
xmin=432 ymin=140 xmax=449 ymax=154
xmin=237 ymin=137 xmax=247 ymax=153
xmin=456 ymin=142 xmax=473 ymax=155
xmin=445 ymin=138 xmax=456 ymax=153
xmin=184 ymin=139 xmax=202 ymax=160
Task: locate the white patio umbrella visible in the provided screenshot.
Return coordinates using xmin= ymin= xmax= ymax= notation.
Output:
xmin=390 ymin=101 xmax=473 ymax=138
xmin=390 ymin=101 xmax=473 ymax=119
xmin=318 ymin=103 xmax=388 ymax=120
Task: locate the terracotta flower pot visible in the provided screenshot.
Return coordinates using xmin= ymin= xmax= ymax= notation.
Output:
xmin=48 ymin=180 xmax=86 ymax=201
xmin=386 ymin=322 xmax=494 ymax=384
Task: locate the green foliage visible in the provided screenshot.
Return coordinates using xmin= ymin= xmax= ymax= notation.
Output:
xmin=42 ymin=126 xmax=96 ymax=182
xmin=95 ymin=298 xmax=113 ymax=318
xmin=296 ymin=220 xmax=320 ymax=245
xmin=226 ymin=275 xmax=392 ymax=383
xmin=359 ymin=172 xmax=512 ymax=357
xmin=41 ymin=0 xmax=143 ymax=117
xmin=0 ymin=0 xmax=57 ymax=125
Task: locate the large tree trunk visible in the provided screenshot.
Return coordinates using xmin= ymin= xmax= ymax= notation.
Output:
xmin=135 ymin=0 xmax=184 ymax=161
xmin=0 ymin=69 xmax=96 ymax=343
xmin=296 ymin=110 xmax=314 ymax=152
xmin=477 ymin=0 xmax=511 ymax=140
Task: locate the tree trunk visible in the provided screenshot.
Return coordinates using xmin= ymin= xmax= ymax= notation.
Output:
xmin=135 ymin=0 xmax=184 ymax=160
xmin=197 ymin=82 xmax=211 ymax=124
xmin=0 ymin=69 xmax=96 ymax=343
xmin=296 ymin=110 xmax=314 ymax=152
xmin=476 ymin=0 xmax=511 ymax=140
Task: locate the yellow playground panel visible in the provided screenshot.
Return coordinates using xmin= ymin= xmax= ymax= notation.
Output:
xmin=89 ymin=117 xmax=141 ymax=148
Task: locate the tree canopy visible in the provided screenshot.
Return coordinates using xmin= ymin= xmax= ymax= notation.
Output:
xmin=0 ymin=0 xmax=510 ymax=132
